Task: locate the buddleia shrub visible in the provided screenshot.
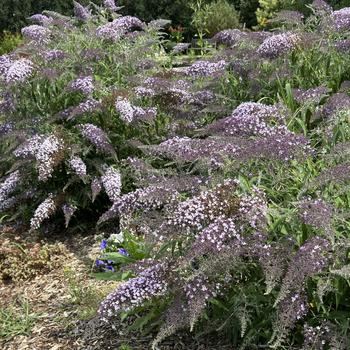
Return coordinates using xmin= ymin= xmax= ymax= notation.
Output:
xmin=0 ymin=1 xmax=172 ymax=231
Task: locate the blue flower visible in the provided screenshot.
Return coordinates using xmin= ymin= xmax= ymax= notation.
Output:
xmin=95 ymin=259 xmax=105 ymax=267
xmin=118 ymin=248 xmax=129 ymax=256
xmin=105 ymin=265 xmax=115 ymax=272
xmin=100 ymin=239 xmax=108 ymax=250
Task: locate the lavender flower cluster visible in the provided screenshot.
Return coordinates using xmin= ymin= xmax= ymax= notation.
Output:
xmin=0 ymin=171 xmax=21 ymax=202
xmin=303 ymin=323 xmax=331 ymax=349
xmin=185 ymin=60 xmax=227 ymax=77
xmin=68 ymin=76 xmax=94 ymax=95
xmin=97 ymin=185 xmax=180 ymax=225
xmin=189 ymin=217 xmax=241 ymax=256
xmin=257 ymin=32 xmax=300 ymax=59
xmin=331 ymin=7 xmax=350 ymax=31
xmin=29 ymin=14 xmax=53 ymax=26
xmin=69 ymin=156 xmax=87 ymax=178
xmin=239 ymin=187 xmax=268 ymax=229
xmin=14 ymin=134 xmax=65 ymax=181
xmin=3 ymin=59 xmax=34 ymax=84
xmin=147 ymin=136 xmax=238 ymax=164
xmin=78 ymin=123 xmax=114 ymax=154
xmin=207 ymin=102 xmax=283 ymax=137
xmin=277 ymin=236 xmax=330 ymax=304
xmin=212 ymin=29 xmax=247 ymax=46
xmin=164 ymin=180 xmax=239 ymax=235
xmin=298 ymin=198 xmax=333 ymax=232
xmin=292 ymin=86 xmax=329 ymax=104
xmin=73 ymin=1 xmax=91 ymax=22
xmin=21 ymin=25 xmax=51 ymax=45
xmin=115 ymin=97 xmax=157 ymax=123
xmin=43 ymin=49 xmax=66 ymax=61
xmin=101 ymin=167 xmax=122 ymax=202
xmin=30 ymin=194 xmax=56 ymax=230
xmin=99 ymin=263 xmax=168 ymax=320
xmin=103 ymin=0 xmax=118 ymax=12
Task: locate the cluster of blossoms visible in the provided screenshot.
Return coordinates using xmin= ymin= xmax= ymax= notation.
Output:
xmin=115 ymin=97 xmax=157 ymax=123
xmin=185 ymin=60 xmax=227 ymax=77
xmin=70 ymin=98 xmax=102 ymax=118
xmin=207 ymin=102 xmax=283 ymax=137
xmin=98 ymin=185 xmax=179 ymax=225
xmin=96 ymin=21 xmax=125 ymax=41
xmin=0 ymin=171 xmax=21 ymax=202
xmin=101 ymin=167 xmax=122 ymax=202
xmin=312 ymin=163 xmax=350 ymax=186
xmin=68 ymin=76 xmax=94 ymax=95
xmin=30 ymin=194 xmax=56 ymax=230
xmin=292 ymin=86 xmax=329 ymax=104
xmin=321 ymin=93 xmax=350 ymax=117
xmin=14 ymin=134 xmax=65 ymax=181
xmin=0 ymin=189 xmax=35 ymax=213
xmin=331 ymin=7 xmax=350 ymax=31
xmin=21 ymin=25 xmax=51 ymax=45
xmin=96 ymin=15 xmax=143 ymax=40
xmin=311 ymin=0 xmax=332 ymax=14
xmin=99 ymin=262 xmax=168 ymax=320
xmin=273 ymin=292 xmax=309 ymax=346
xmin=3 ymin=59 xmax=34 ymax=84
xmin=189 ymin=217 xmax=241 ymax=256
xmin=69 ymin=156 xmax=87 ymax=178
xmin=257 ymin=32 xmax=300 ymax=59
xmin=303 ymin=323 xmax=332 ymax=349
xmin=212 ymin=29 xmax=247 ymax=46
xmin=73 ymin=1 xmax=91 ymax=22
xmin=0 ymin=54 xmax=12 ymax=75
xmin=172 ymin=43 xmax=190 ymax=54
xmin=238 ymin=187 xmax=268 ymax=229
xmin=103 ymin=0 xmax=118 ymax=12
xmin=43 ymin=49 xmax=66 ymax=61
xmin=335 ymin=39 xmax=350 ymax=52
xmin=0 ymin=121 xmax=14 ymax=136
xmin=277 ymin=236 xmax=330 ymax=304
xmin=298 ymin=198 xmax=333 ymax=232
xmin=115 ymin=186 xmax=179 ymax=215
xmin=78 ymin=123 xmax=114 ymax=154
xmin=134 ymin=86 xmax=155 ymax=98
xmin=29 ymin=14 xmax=54 ymax=26
xmin=184 ymin=275 xmax=221 ymax=328
xmin=163 ymin=180 xmax=239 ymax=236
xmin=235 ymin=127 xmax=313 ymax=162
xmin=114 ymin=16 xmax=144 ymax=31
xmin=147 ymin=136 xmax=238 ymax=164
xmin=62 ymin=203 xmax=77 ymax=228
xmin=35 ymin=134 xmax=65 ymax=181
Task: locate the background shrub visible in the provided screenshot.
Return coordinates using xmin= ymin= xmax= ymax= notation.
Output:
xmin=191 ymin=0 xmax=241 ymax=37
xmin=0 ymin=32 xmax=23 ymax=55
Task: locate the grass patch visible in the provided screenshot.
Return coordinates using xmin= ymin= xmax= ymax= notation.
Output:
xmin=0 ymin=298 xmax=38 ymax=341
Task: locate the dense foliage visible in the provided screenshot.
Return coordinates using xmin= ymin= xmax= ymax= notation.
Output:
xmin=2 ymin=0 xmax=350 ymax=349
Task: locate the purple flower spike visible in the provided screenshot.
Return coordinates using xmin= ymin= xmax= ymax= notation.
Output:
xmin=100 ymin=239 xmax=108 ymax=250
xmin=73 ymin=1 xmax=91 ymax=22
xmin=118 ymin=248 xmax=129 ymax=256
xmin=96 ymin=259 xmax=106 ymax=267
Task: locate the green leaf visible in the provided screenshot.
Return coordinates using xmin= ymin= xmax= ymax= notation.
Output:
xmin=102 ymin=252 xmax=135 ymax=264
